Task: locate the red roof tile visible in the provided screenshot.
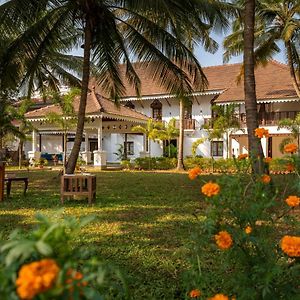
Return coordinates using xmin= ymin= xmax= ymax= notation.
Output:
xmin=25 ymin=89 xmax=148 ymax=121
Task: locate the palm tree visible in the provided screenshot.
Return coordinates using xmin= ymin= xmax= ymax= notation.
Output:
xmin=244 ymin=0 xmax=265 ymax=173
xmin=204 ymin=104 xmax=241 ymax=158
xmin=0 ymin=0 xmax=230 ymax=174
xmin=157 ymin=118 xmax=179 ymax=158
xmin=45 ymin=89 xmax=79 ymax=172
xmin=224 ymin=0 xmax=300 ymax=97
xmin=0 ymin=92 xmax=25 ymax=161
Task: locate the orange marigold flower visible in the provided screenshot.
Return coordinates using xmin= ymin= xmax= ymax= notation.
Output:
xmin=215 ymin=231 xmax=233 ymax=250
xmin=254 ymin=128 xmax=269 ymax=138
xmin=280 ymin=235 xmax=300 ymax=257
xmin=238 ymin=153 xmax=248 ymax=160
xmin=264 ymin=157 xmax=272 ymax=163
xmin=189 ymin=289 xmax=201 ymax=298
xmin=284 ymin=143 xmax=298 ymax=154
xmin=286 ymin=163 xmax=295 ymax=172
xmin=16 ymin=259 xmax=59 ymax=300
xmin=261 ymin=174 xmax=271 ymax=184
xmin=66 ymin=268 xmax=88 ymax=293
xmin=245 ymin=226 xmax=252 ymax=234
xmin=188 ymin=166 xmax=201 ymax=180
xmin=201 ymin=181 xmax=220 ymax=197
xmin=208 ymin=294 xmax=229 ymax=300
xmin=285 ymin=195 xmax=300 ymax=207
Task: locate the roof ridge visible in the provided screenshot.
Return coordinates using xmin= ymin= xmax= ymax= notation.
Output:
xmin=203 ymin=62 xmax=243 ymax=70
xmin=269 ymin=59 xmax=288 ymax=70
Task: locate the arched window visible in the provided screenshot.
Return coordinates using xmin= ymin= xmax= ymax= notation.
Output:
xmin=150 ymin=100 xmax=162 ymax=120
xmin=124 ymin=101 xmax=135 ymax=110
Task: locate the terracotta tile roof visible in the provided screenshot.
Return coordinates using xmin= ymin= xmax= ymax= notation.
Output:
xmin=92 ymin=60 xmax=298 ymax=103
xmin=215 ymin=60 xmax=299 ymax=103
xmin=25 ymin=90 xmax=148 ymax=121
xmin=91 ymin=62 xmax=243 ymax=97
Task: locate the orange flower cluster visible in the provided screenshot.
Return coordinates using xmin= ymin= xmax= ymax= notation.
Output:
xmin=201 ymin=182 xmax=220 ymax=197
xmin=238 ymin=153 xmax=248 ymax=160
xmin=264 ymin=157 xmax=272 ymax=163
xmin=286 ymin=163 xmax=295 ymax=172
xmin=215 ymin=231 xmax=233 ymax=250
xmin=245 ymin=226 xmax=252 ymax=234
xmin=285 ymin=195 xmax=300 ymax=207
xmin=284 ymin=143 xmax=298 ymax=154
xmin=261 ymin=174 xmax=271 ymax=184
xmin=66 ymin=269 xmax=87 ymax=293
xmin=208 ymin=294 xmax=229 ymax=300
xmin=188 ymin=166 xmax=201 ymax=180
xmin=254 ymin=128 xmax=269 ymax=138
xmin=281 ymin=235 xmax=300 ymax=257
xmin=189 ymin=289 xmax=201 ymax=298
xmin=16 ymin=259 xmax=60 ymax=300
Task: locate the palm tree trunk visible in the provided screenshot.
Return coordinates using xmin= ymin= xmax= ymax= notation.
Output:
xmin=177 ymin=98 xmax=185 ymax=170
xmin=226 ymin=132 xmax=229 ymax=159
xmin=66 ymin=20 xmax=92 ymax=174
xmin=285 ymin=41 xmax=300 ymax=99
xmin=18 ymin=140 xmax=23 ymax=169
xmin=168 ymin=138 xmax=171 ymax=158
xmin=244 ymin=0 xmax=264 ymax=174
xmin=63 ymin=131 xmax=67 ymax=173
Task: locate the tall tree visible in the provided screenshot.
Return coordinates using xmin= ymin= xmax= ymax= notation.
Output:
xmin=244 ymin=0 xmax=264 ymax=173
xmin=0 ymin=0 xmax=217 ymax=174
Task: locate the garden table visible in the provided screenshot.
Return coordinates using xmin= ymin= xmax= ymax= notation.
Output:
xmin=4 ymin=177 xmax=29 ymax=197
xmin=60 ymin=174 xmax=96 ymax=204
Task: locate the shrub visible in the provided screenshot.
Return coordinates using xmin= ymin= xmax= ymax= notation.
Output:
xmin=134 ymin=157 xmax=176 ymax=170
xmin=0 ymin=214 xmax=127 ymax=299
xmin=182 ymin=166 xmax=300 ymax=299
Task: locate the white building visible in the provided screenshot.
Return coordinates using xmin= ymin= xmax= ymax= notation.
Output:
xmin=24 ymin=60 xmax=300 ymax=165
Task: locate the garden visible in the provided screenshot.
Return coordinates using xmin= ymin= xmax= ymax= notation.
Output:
xmin=0 ymin=151 xmax=299 ymax=299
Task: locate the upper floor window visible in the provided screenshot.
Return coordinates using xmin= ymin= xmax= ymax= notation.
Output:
xmin=184 ymin=103 xmax=192 ymax=119
xmin=151 ymin=100 xmax=162 ymax=120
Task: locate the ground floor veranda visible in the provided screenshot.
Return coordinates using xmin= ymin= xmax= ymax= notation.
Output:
xmin=24 ymin=117 xmax=152 ymax=168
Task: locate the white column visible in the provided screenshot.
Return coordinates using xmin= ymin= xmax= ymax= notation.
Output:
xmin=28 ymin=130 xmax=41 ymax=164
xmin=85 ymin=132 xmax=89 ymax=151
xmin=261 ymin=137 xmax=267 ymax=157
xmin=139 ymin=133 xmax=149 ymax=158
xmin=94 ymin=118 xmax=106 ymax=168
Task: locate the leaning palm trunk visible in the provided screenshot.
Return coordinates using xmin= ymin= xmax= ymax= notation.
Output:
xmin=177 ymin=98 xmax=185 ymax=170
xmin=18 ymin=140 xmax=23 ymax=169
xmin=244 ymin=0 xmax=264 ymax=174
xmin=66 ymin=21 xmax=92 ymax=174
xmin=286 ymin=41 xmax=300 ymax=99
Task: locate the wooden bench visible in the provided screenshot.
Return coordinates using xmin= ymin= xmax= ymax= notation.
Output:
xmin=61 ymin=174 xmax=96 ymax=204
xmin=5 ymin=177 xmax=29 ymax=197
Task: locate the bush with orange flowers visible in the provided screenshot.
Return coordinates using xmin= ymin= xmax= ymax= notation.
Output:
xmin=254 ymin=127 xmax=269 ymax=138
xmin=183 ymin=161 xmax=299 ymax=300
xmin=188 ymin=166 xmax=202 ymax=180
xmin=284 ymin=143 xmax=298 ymax=154
xmin=0 ymin=215 xmax=127 ymax=299
xmin=237 ymin=153 xmax=248 ymax=160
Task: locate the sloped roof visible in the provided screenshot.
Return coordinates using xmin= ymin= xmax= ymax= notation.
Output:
xmin=91 ymin=60 xmax=299 ymax=103
xmin=25 ymin=89 xmax=148 ymax=122
xmin=214 ymin=61 xmax=299 ymax=103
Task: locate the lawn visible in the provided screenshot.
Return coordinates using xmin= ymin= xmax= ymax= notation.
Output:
xmin=0 ymin=170 xmax=296 ymax=299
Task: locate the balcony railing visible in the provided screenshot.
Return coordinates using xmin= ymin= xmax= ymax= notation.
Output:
xmin=175 ymin=118 xmax=196 ymax=130
xmin=239 ymin=111 xmax=300 ymax=126
xmin=204 ymin=111 xmax=300 ymax=128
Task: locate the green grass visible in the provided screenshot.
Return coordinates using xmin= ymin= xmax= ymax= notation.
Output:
xmin=0 ymin=170 xmax=295 ymax=299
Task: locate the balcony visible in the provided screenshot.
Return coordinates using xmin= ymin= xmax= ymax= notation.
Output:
xmin=239 ymin=111 xmax=300 ymax=126
xmin=175 ymin=119 xmax=196 ymax=130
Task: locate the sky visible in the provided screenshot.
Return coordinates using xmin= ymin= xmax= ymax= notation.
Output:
xmin=71 ymin=32 xmax=287 ymax=67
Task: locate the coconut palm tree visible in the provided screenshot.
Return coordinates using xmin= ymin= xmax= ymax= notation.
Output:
xmin=0 ymin=0 xmax=231 ymax=174
xmin=224 ymin=0 xmax=300 ymax=97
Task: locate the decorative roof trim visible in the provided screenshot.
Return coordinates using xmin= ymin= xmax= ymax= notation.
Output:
xmin=120 ymin=90 xmax=224 ymax=102
xmin=215 ymin=97 xmax=300 ymax=105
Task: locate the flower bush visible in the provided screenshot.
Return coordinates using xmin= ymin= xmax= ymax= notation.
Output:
xmin=0 ymin=214 xmax=127 ymax=299
xmin=183 ymin=165 xmax=299 ymax=299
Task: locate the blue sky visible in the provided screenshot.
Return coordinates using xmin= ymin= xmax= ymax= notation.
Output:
xmin=71 ymin=33 xmax=286 ymax=67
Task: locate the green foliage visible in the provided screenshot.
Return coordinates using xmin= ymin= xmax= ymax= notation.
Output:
xmin=134 ymin=157 xmax=177 ymax=170
xmin=183 ymin=168 xmax=300 ymax=299
xmin=0 ymin=214 xmax=127 ymax=299
xmin=191 ymin=138 xmax=206 ymax=157
xmin=163 ymin=144 xmax=177 ymax=158
xmin=113 ymin=144 xmax=126 ymax=161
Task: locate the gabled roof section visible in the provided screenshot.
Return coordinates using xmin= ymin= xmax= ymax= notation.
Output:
xmin=91 ymin=62 xmax=243 ymax=99
xmin=215 ymin=60 xmax=299 ymax=103
xmin=25 ymin=89 xmax=149 ymax=122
